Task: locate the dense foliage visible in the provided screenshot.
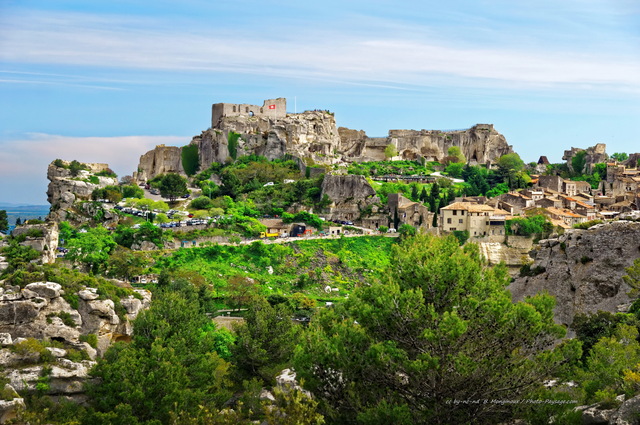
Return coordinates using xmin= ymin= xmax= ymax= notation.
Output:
xmin=294 ymin=234 xmax=580 ymax=424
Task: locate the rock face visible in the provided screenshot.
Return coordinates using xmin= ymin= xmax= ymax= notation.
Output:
xmin=356 ymin=124 xmax=513 ymax=165
xmin=320 ymin=174 xmax=380 ymax=222
xmin=10 ymin=222 xmax=59 ymax=264
xmin=46 ymin=161 xmax=118 ymax=223
xmin=134 ymin=144 xmax=184 ymax=182
xmin=563 ymin=143 xmax=608 ymax=174
xmin=0 ymin=283 xmax=151 ymax=356
xmin=478 ymin=236 xmax=534 ymax=274
xmin=509 ymin=221 xmax=640 ymax=327
xmin=135 ymin=99 xmax=513 ymax=181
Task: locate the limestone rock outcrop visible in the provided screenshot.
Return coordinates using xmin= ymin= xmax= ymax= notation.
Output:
xmin=509 ymin=221 xmax=640 ymax=327
xmin=562 ymin=143 xmax=608 ymax=174
xmin=320 ymin=174 xmax=380 ymax=222
xmin=135 ymin=99 xmax=514 ymax=181
xmin=354 ymin=124 xmax=513 ymax=165
xmin=46 ymin=161 xmax=118 ymax=223
xmin=10 ymin=222 xmax=59 ymax=264
xmin=0 ymin=282 xmax=151 ymax=356
xmin=134 ymin=144 xmax=184 ymax=182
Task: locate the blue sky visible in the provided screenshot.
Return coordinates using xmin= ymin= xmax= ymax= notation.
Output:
xmin=1 ymin=0 xmax=639 ymax=204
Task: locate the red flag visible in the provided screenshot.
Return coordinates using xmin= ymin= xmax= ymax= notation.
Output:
xmin=268 ymin=104 xmax=276 ymax=109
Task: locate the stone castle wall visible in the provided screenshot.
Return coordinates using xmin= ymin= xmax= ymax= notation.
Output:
xmin=211 ymin=98 xmax=286 ymax=127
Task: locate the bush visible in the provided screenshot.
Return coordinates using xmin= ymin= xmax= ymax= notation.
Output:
xmin=80 ymin=334 xmax=98 ymax=348
xmin=573 ymin=219 xmax=603 ymax=230
xmin=95 ymin=168 xmax=117 ymax=178
xmin=190 ymin=196 xmax=214 ymax=210
xmin=519 ymin=264 xmax=546 ymax=277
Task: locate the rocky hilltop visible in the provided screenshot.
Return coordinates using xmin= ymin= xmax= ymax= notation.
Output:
xmin=46 ymin=161 xmax=118 ymax=223
xmin=509 ymin=221 xmax=640 ymax=327
xmin=134 ymin=99 xmax=513 ymax=181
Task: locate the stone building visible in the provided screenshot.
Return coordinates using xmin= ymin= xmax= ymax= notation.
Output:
xmin=387 ymin=193 xmax=432 ymax=230
xmin=211 ymin=98 xmax=286 ymax=127
xmin=440 ymin=202 xmax=508 ymax=237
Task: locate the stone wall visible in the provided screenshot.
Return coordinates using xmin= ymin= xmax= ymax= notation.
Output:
xmin=211 ymin=98 xmax=286 ymax=127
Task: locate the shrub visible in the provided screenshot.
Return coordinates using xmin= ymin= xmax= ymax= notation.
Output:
xmin=80 ymin=333 xmax=98 ymax=348
xmin=573 ymin=219 xmax=603 ymax=230
xmin=95 ymin=168 xmax=117 ymax=178
xmin=580 ymin=256 xmax=593 ymax=264
xmin=519 ymin=264 xmax=546 ymax=277
xmin=190 ymin=196 xmax=214 ymax=210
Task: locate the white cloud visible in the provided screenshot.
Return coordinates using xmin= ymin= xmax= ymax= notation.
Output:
xmin=0 ymin=134 xmax=186 ymax=204
xmin=1 ymin=10 xmax=639 ymax=94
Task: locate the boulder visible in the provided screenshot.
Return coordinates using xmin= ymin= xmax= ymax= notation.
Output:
xmin=24 ymin=282 xmax=63 ymax=299
xmin=0 ymin=385 xmax=24 ymax=424
xmin=610 ymin=394 xmax=640 ymax=424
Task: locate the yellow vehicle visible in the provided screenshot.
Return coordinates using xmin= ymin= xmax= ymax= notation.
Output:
xmin=260 ymin=232 xmax=279 ymax=238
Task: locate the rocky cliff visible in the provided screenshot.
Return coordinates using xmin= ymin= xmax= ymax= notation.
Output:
xmin=135 ymin=100 xmax=514 ymax=181
xmin=10 ymin=222 xmax=59 ymax=264
xmin=563 ymin=143 xmax=608 ymax=174
xmin=134 ymin=144 xmax=184 ymax=182
xmin=320 ymin=174 xmax=381 ymax=222
xmin=0 ymin=282 xmax=151 ymax=356
xmin=0 ymin=282 xmax=151 ymax=406
xmin=509 ymin=221 xmax=640 ymax=327
xmin=46 ymin=161 xmax=118 ymax=223
xmin=356 ymin=124 xmax=513 ymax=164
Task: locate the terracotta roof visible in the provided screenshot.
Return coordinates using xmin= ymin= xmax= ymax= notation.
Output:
xmin=574 ymin=201 xmax=595 ymax=209
xmin=546 ymin=207 xmax=583 ymax=218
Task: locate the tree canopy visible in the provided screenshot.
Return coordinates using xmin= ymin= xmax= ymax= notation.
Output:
xmin=0 ymin=210 xmax=7 ymax=233
xmin=294 ymin=234 xmax=579 ymax=424
xmin=159 ymin=173 xmax=188 ymax=202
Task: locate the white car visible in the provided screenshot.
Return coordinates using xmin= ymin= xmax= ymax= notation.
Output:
xmin=263 ymin=182 xmax=274 ymax=187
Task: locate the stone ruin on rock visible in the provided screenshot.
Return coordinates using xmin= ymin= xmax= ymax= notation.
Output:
xmin=134 ymin=98 xmax=514 ymax=181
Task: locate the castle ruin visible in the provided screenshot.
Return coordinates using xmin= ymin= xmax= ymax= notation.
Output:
xmin=211 ymin=98 xmax=286 ymax=127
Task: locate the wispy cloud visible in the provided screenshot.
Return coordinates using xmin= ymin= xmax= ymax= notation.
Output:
xmin=1 ymin=10 xmax=639 ymax=94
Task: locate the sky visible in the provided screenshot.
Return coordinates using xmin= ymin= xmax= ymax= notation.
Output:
xmin=1 ymin=0 xmax=639 ymax=205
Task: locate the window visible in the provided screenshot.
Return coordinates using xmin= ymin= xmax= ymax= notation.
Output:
xmin=447 ymin=218 xmax=452 ymax=224
xmin=453 ymin=210 xmax=457 ymax=216
xmin=459 ymin=219 xmax=463 ymax=224
xmin=461 ymin=210 xmax=465 ymax=216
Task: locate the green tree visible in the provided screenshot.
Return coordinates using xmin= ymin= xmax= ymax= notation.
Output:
xmin=88 ymin=279 xmax=232 ymax=423
xmin=384 ymin=144 xmax=398 ymax=159
xmin=159 ymin=173 xmax=188 ymax=202
xmin=611 ymin=152 xmax=628 ymax=162
xmin=398 ymin=223 xmax=417 ymax=240
xmin=447 ymin=146 xmax=466 ymax=163
xmin=497 ymin=153 xmax=525 ymax=172
xmin=68 ymin=159 xmax=87 ymax=177
xmin=232 ymin=297 xmax=299 ymax=384
xmin=571 ymin=150 xmax=587 ymax=175
xmin=0 ymin=210 xmax=7 ymax=233
xmin=444 ymin=162 xmax=464 ymax=178
xmin=65 ymin=227 xmax=116 ymax=273
xmin=294 ymin=234 xmax=579 ymax=424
